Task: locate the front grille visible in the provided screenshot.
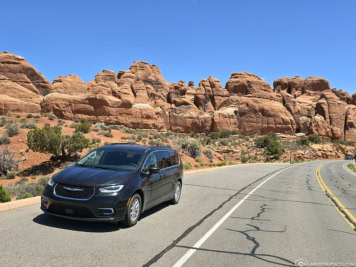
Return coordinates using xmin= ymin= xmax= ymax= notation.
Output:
xmin=55 ymin=183 xmax=94 ymax=200
xmin=48 ymin=203 xmax=94 ymax=218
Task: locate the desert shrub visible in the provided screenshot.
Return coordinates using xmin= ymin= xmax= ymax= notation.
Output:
xmin=47 ymin=113 xmax=57 ymax=121
xmin=21 ymin=192 xmax=33 ymax=199
xmin=333 ymin=140 xmax=353 ymax=146
xmin=5 ymin=123 xmax=19 ymax=137
xmin=98 ymin=131 xmax=113 ymax=138
xmin=0 ymin=117 xmax=6 ymax=127
xmin=187 ymin=141 xmax=201 ymax=158
xmin=0 ymin=185 xmax=11 ymax=202
xmin=203 ymin=149 xmax=214 ymax=163
xmin=63 ymin=132 xmax=90 ymax=156
xmin=297 ymin=137 xmax=310 ymax=146
xmin=91 ymin=137 xmax=101 ymax=145
xmin=0 ymin=147 xmax=19 ymax=175
xmin=0 ymin=135 xmax=10 ymax=145
xmin=265 ymin=139 xmax=284 ymax=160
xmin=27 ymin=123 xmax=90 ymax=157
xmin=208 ymin=130 xmax=237 ymax=140
xmin=255 ymin=136 xmax=271 ymax=148
xmin=6 ymin=182 xmax=43 ymax=199
xmin=308 ymin=134 xmax=320 ymax=144
xmin=38 ymin=176 xmax=50 ymax=187
xmin=219 ymin=139 xmax=229 ymax=146
xmin=6 ymin=172 xmax=16 ymax=179
xmin=347 ymin=163 xmax=356 ymax=172
xmin=20 ymin=121 xmax=37 ymax=129
xmin=255 ymin=134 xmax=284 ymax=160
xmin=183 ymin=163 xmax=192 ymax=170
xmin=26 ymin=113 xmax=41 ymax=119
xmin=241 ymin=155 xmax=249 ymax=163
xmin=201 ymin=137 xmax=213 ymax=146
xmin=149 ymin=140 xmax=164 ymax=146
xmin=74 ymin=119 xmax=91 ymax=134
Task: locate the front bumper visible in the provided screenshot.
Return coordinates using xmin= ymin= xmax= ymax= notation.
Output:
xmin=41 ymin=185 xmax=128 ymax=222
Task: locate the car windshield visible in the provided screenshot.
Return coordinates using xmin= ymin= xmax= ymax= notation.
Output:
xmin=76 ymin=149 xmax=143 ymax=171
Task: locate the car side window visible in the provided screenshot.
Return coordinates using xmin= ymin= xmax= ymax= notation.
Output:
xmin=142 ymin=153 xmax=158 ymax=173
xmin=156 ymin=151 xmax=170 ymax=169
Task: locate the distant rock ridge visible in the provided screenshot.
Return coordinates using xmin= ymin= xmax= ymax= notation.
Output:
xmin=1 ymin=51 xmax=355 ymax=141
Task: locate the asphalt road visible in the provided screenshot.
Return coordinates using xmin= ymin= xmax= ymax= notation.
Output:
xmin=1 ymin=161 xmax=356 ymax=267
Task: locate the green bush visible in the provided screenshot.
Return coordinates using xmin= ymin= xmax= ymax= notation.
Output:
xmin=203 ymin=149 xmax=214 ymax=163
xmin=297 ymin=137 xmax=310 ymax=146
xmin=47 ymin=113 xmax=57 ymax=121
xmin=219 ymin=139 xmax=229 ymax=146
xmin=208 ymin=130 xmax=237 ymax=140
xmin=0 ymin=185 xmax=11 ymax=203
xmin=20 ymin=192 xmax=33 ymax=199
xmin=183 ymin=163 xmax=192 ymax=170
xmin=27 ymin=123 xmax=90 ymax=157
xmin=255 ymin=136 xmax=271 ymax=148
xmin=6 ymin=172 xmax=16 ymax=179
xmin=98 ymin=132 xmax=113 ymax=138
xmin=0 ymin=135 xmax=10 ymax=145
xmin=187 ymin=141 xmax=201 ymax=159
xmin=74 ymin=119 xmax=91 ymax=134
xmin=255 ymin=134 xmax=284 ymax=160
xmin=38 ymin=176 xmax=50 ymax=187
xmin=307 ymin=134 xmax=321 ymax=144
xmin=265 ymin=139 xmax=284 ymax=160
xmin=63 ymin=132 xmax=90 ymax=156
xmin=6 ymin=182 xmax=43 ymax=199
xmin=5 ymin=123 xmax=19 ymax=137
xmin=0 ymin=147 xmax=19 ymax=175
xmin=20 ymin=121 xmax=37 ymax=129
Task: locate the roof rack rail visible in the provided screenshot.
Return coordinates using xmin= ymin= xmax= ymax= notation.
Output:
xmin=109 ymin=142 xmax=138 ymax=145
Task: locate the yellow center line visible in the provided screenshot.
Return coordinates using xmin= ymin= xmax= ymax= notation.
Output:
xmin=316 ymin=165 xmax=356 ymax=230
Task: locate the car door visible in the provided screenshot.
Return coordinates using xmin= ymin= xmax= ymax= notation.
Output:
xmin=156 ymin=150 xmax=174 ymax=202
xmin=141 ymin=152 xmax=163 ymax=208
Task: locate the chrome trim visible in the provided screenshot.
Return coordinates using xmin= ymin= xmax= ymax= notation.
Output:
xmin=98 ymin=208 xmax=114 ymax=217
xmin=98 ymin=208 xmax=114 ymax=213
xmin=140 ymin=149 xmax=181 ymax=173
xmin=63 ymin=187 xmax=84 ymax=192
xmin=54 ymin=184 xmax=95 ymax=201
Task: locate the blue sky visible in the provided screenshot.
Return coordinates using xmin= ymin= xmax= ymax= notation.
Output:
xmin=1 ymin=0 xmax=356 ymax=93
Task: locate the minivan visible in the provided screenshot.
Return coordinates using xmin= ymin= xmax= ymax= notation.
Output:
xmin=41 ymin=143 xmax=183 ymax=227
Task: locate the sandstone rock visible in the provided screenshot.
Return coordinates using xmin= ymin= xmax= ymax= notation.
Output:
xmin=52 ymin=74 xmax=87 ymax=95
xmin=226 ymin=72 xmax=273 ymax=96
xmin=236 ymin=97 xmax=296 ymax=135
xmin=0 ymin=52 xmax=52 ymax=95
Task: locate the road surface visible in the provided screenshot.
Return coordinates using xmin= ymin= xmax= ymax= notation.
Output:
xmin=0 ymin=161 xmax=355 ymax=267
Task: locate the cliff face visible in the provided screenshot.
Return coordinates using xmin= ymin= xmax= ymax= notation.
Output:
xmin=1 ymin=52 xmax=355 ymax=141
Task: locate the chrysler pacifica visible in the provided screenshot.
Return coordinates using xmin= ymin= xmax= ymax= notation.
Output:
xmin=41 ymin=143 xmax=183 ymax=227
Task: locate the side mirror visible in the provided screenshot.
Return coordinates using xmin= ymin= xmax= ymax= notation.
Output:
xmin=149 ymin=166 xmax=160 ymax=174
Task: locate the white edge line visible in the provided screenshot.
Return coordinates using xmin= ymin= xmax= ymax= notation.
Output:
xmin=173 ymin=165 xmax=295 ymax=267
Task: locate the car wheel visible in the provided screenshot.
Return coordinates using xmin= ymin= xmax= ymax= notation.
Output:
xmin=170 ymin=181 xmax=181 ymax=205
xmin=123 ymin=194 xmax=142 ymax=227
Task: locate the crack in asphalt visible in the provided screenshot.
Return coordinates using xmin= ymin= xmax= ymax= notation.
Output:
xmin=142 ymin=166 xmax=292 ymax=267
xmin=175 ymin=204 xmax=293 ymax=266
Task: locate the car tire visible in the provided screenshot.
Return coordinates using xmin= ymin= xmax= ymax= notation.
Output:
xmin=123 ymin=194 xmax=142 ymax=227
xmin=170 ymin=181 xmax=182 ymax=205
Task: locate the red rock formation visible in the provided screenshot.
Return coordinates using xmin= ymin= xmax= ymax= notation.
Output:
xmin=1 ymin=51 xmax=356 ymax=142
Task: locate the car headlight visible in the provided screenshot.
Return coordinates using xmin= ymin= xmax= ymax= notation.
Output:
xmin=99 ymin=185 xmax=124 ymax=193
xmin=48 ymin=178 xmax=55 ymax=187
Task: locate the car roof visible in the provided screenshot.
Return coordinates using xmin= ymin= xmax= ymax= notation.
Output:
xmin=100 ymin=143 xmax=174 ymax=153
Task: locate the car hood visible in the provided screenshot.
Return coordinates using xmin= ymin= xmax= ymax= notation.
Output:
xmin=52 ymin=165 xmax=135 ymax=187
